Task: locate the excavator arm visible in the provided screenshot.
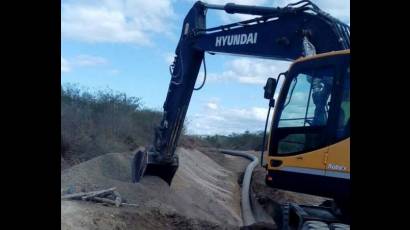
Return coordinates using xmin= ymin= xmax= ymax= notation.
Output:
xmin=132 ymin=0 xmax=350 ymax=185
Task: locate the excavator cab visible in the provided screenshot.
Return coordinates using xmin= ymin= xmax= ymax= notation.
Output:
xmin=265 ymin=50 xmax=350 ymax=216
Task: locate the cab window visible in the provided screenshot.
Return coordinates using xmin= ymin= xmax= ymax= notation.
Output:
xmin=276 ymin=67 xmax=334 ymax=155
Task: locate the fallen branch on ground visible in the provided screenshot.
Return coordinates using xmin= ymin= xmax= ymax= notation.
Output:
xmin=81 ymin=187 xmax=117 ymax=200
xmin=61 ymin=187 xmax=138 ymax=207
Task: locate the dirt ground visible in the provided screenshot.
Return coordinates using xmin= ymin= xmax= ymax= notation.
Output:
xmin=61 ymin=200 xmax=235 ymax=230
xmin=61 ymin=148 xmax=327 ymax=230
xmin=61 ymin=148 xmax=245 ymax=229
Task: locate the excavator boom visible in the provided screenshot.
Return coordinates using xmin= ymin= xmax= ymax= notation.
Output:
xmin=132 ymin=0 xmax=349 ymax=185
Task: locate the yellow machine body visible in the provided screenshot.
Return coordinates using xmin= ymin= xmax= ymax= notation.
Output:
xmin=265 ymin=50 xmax=350 ymax=202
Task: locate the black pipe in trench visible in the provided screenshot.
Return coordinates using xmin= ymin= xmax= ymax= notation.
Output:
xmin=218 ymin=149 xmax=259 ymax=226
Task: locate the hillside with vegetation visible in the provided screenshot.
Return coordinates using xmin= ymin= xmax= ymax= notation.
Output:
xmin=61 ymin=84 xmax=164 ymax=167
xmin=61 ymin=84 xmax=265 ymax=169
xmin=196 ymin=131 xmax=265 ymax=151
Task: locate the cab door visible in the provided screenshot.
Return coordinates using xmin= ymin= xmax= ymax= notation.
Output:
xmin=325 ymin=61 xmax=350 ymax=178
xmin=323 ymin=58 xmax=350 ymax=202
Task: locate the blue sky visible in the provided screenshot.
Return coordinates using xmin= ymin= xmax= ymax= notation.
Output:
xmin=61 ymin=0 xmax=350 ymax=135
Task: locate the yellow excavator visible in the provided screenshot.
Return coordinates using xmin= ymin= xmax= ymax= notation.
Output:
xmin=263 ymin=49 xmax=350 ymax=229
xmin=131 ymin=1 xmax=350 ymax=229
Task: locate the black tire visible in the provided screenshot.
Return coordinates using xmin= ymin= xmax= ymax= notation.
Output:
xmin=301 ymin=221 xmax=329 ymax=230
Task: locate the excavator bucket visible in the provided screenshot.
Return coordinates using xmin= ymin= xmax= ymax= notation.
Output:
xmin=131 ymin=149 xmax=179 ymax=185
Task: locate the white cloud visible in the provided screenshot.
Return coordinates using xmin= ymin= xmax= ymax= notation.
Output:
xmin=206 ymin=102 xmax=219 ymax=110
xmin=187 ymin=0 xmax=349 ymax=24
xmin=61 ymin=54 xmax=111 ymax=73
xmin=272 ymin=0 xmax=350 ymax=24
xmin=61 ymin=57 xmax=70 ymax=73
xmin=187 ymin=100 xmax=272 ymax=135
xmin=74 ymin=55 xmax=108 ymax=67
xmin=209 ymin=58 xmax=291 ymax=85
xmin=61 ymin=0 xmax=176 ymax=45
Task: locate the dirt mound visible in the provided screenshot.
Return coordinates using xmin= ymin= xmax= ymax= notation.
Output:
xmin=172 ymin=148 xmax=242 ymax=225
xmin=61 ymin=148 xmax=244 ymax=229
